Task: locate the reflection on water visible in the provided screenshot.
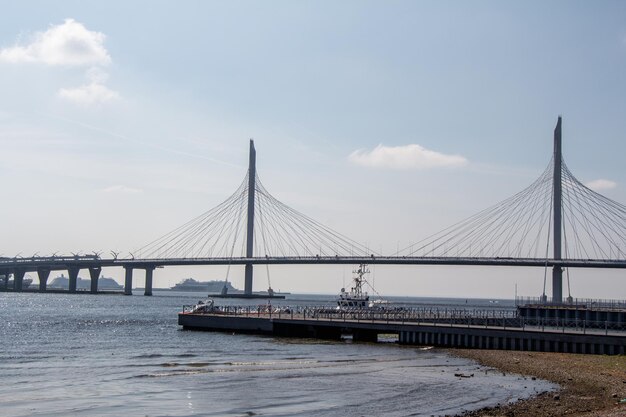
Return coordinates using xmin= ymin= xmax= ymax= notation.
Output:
xmin=0 ymin=292 xmax=554 ymax=417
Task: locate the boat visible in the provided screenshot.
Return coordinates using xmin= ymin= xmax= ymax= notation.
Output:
xmin=170 ymin=278 xmax=241 ymax=293
xmin=190 ymin=299 xmax=215 ymax=313
xmin=369 ymin=299 xmax=390 ymax=307
xmin=336 ymin=264 xmax=372 ymax=309
xmin=48 ymin=274 xmax=123 ymax=290
xmin=98 ymin=277 xmax=123 ymax=290
xmin=4 ymin=277 xmax=33 ymax=289
xmin=336 ymin=264 xmax=390 ymax=310
xmin=257 ymin=289 xmax=291 ymax=295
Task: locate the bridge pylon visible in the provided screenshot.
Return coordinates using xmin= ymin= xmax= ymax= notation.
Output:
xmin=552 ymin=116 xmax=563 ymax=303
xmin=244 ymin=139 xmax=256 ymax=295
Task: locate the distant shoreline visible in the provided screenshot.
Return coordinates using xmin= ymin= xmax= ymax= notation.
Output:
xmin=451 ymin=349 xmax=626 ymax=417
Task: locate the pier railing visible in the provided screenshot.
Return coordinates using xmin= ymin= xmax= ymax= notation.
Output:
xmin=181 ymin=304 xmax=626 ymax=334
xmin=183 ymin=304 xmax=515 ymax=320
xmin=516 ymin=296 xmax=626 ymax=310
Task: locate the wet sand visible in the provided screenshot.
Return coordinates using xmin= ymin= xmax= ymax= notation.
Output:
xmin=451 ymin=349 xmax=626 ymax=416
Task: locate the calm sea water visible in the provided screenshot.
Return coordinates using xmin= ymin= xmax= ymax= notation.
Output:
xmin=0 ymin=292 xmax=554 ymax=417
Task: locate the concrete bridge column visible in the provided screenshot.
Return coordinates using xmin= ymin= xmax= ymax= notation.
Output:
xmin=144 ymin=266 xmax=155 ymax=296
xmin=1 ymin=272 xmax=9 ymax=290
xmin=13 ymin=269 xmax=25 ymax=291
xmin=68 ymin=266 xmax=80 ymax=293
xmin=244 ymin=140 xmax=256 ymax=296
xmin=37 ymin=268 xmax=51 ymax=292
xmin=88 ymin=267 xmax=101 ymax=294
xmin=552 ymin=267 xmax=563 ymax=303
xmin=552 ymin=117 xmax=563 ymax=304
xmin=124 ymin=267 xmax=133 ymax=296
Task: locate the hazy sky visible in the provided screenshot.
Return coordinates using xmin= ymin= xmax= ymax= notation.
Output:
xmin=2 ymin=1 xmax=626 ymax=299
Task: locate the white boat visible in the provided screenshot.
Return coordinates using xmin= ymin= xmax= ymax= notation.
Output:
xmin=171 ymin=278 xmax=241 ymax=293
xmin=336 ymin=265 xmax=372 ymax=309
xmin=336 ymin=264 xmax=390 ymax=310
xmin=190 ymin=299 xmax=215 ymax=313
xmin=48 ymin=274 xmax=123 ymax=290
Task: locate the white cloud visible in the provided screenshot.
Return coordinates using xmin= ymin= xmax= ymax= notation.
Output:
xmin=348 ymin=144 xmax=468 ymax=170
xmin=0 ymin=19 xmax=110 ymax=66
xmin=102 ymin=185 xmax=143 ymax=194
xmin=585 ymin=179 xmax=617 ymax=191
xmin=1 ymin=19 xmax=118 ymax=104
xmin=85 ymin=66 xmax=109 ymax=83
xmin=58 ymin=81 xmax=120 ymax=105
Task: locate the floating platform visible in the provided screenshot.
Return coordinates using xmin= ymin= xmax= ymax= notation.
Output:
xmin=207 ymin=293 xmax=286 ymax=299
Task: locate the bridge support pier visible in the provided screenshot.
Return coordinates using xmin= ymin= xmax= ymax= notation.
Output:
xmin=89 ymin=267 xmax=101 ymax=294
xmin=244 ymin=263 xmax=253 ymax=295
xmin=552 ymin=266 xmax=563 ymax=304
xmin=68 ymin=266 xmax=79 ymax=293
xmin=1 ymin=272 xmax=7 ymax=290
xmin=124 ymin=267 xmax=133 ymax=296
xmin=144 ymin=267 xmax=154 ymax=296
xmin=37 ymin=268 xmax=51 ymax=292
xmin=13 ymin=269 xmax=25 ymax=291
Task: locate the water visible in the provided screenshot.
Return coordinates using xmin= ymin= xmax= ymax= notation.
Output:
xmin=0 ymin=292 xmax=554 ymax=417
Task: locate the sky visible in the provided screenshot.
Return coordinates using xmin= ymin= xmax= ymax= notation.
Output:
xmin=1 ymin=1 xmax=626 ymax=299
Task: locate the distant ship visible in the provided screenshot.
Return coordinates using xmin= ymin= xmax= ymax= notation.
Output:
xmin=48 ymin=274 xmax=123 ymax=290
xmin=4 ymin=277 xmax=33 ymax=289
xmin=171 ymin=278 xmax=242 ymax=293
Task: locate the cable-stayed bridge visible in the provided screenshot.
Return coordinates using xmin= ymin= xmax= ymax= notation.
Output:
xmin=2 ymin=117 xmax=626 ymax=302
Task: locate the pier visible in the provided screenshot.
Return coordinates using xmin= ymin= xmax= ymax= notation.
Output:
xmin=179 ymin=306 xmax=626 ymax=355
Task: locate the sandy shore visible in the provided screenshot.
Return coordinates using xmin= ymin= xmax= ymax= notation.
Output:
xmin=451 ymin=349 xmax=626 ymax=417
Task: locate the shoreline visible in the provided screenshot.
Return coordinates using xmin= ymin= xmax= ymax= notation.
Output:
xmin=450 ymin=349 xmax=626 ymax=416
